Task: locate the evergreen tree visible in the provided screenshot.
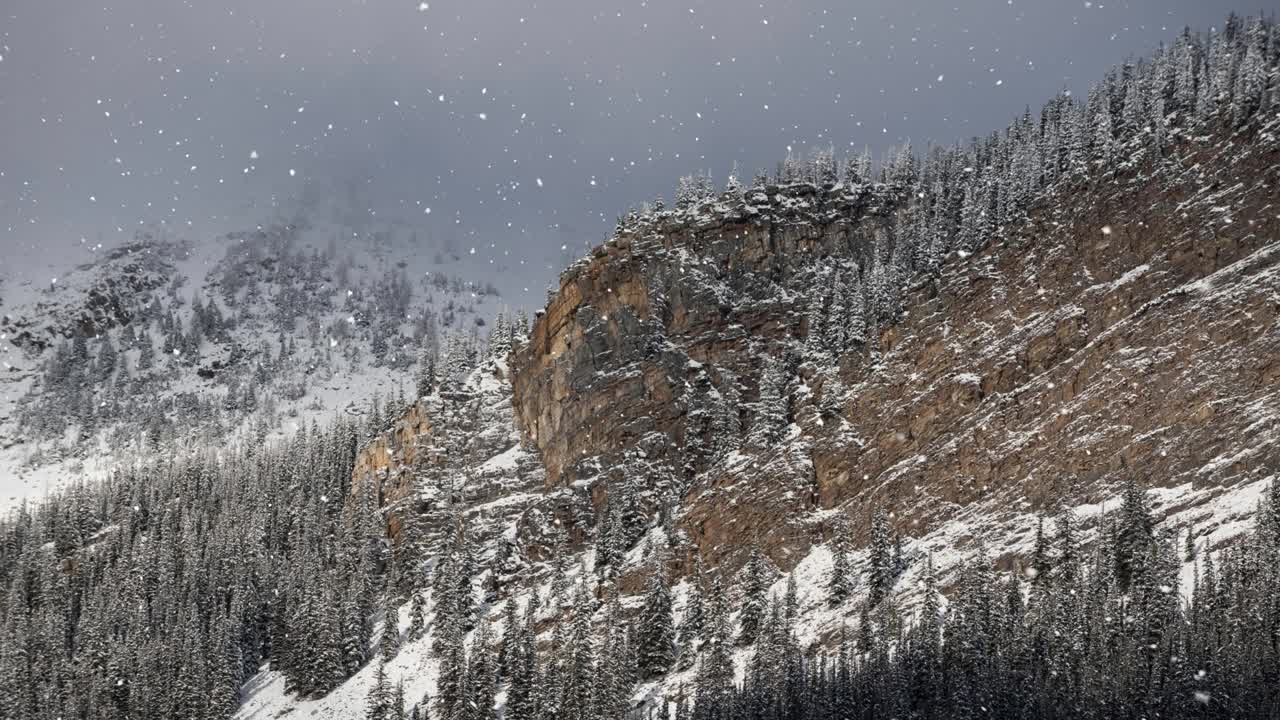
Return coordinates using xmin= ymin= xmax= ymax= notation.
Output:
xmin=408 ymin=590 xmax=427 ymax=641
xmin=678 ymin=557 xmax=707 ymax=670
xmin=749 ymin=354 xmax=790 ymax=448
xmin=415 ymin=346 xmax=437 ymax=398
xmin=367 ymin=660 xmax=394 ymax=720
xmin=1030 ymin=516 xmax=1051 ymax=584
xmin=737 ymin=548 xmax=770 ymax=645
xmin=468 ymin=616 xmax=497 ymax=720
xmin=1114 ymin=477 xmax=1154 ymax=591
xmin=829 ymin=520 xmax=855 ymax=606
xmin=393 ymin=681 xmax=407 ymax=720
xmin=636 ymin=562 xmax=676 ymax=679
xmin=695 ymin=575 xmax=736 ymax=720
xmin=380 ymin=591 xmax=401 ymax=661
xmin=869 ymin=508 xmax=895 ymax=605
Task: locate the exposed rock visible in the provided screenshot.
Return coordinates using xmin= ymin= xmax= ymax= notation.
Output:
xmin=510 ymin=123 xmax=1280 ymax=582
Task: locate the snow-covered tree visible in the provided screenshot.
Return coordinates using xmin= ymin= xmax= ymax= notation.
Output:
xmin=749 ymin=354 xmax=790 ymax=448
xmin=636 ymin=560 xmax=676 ymax=679
xmin=737 ymin=548 xmax=770 ymax=645
xmin=828 ymin=520 xmax=855 ymax=606
xmin=868 ymin=508 xmax=896 ymax=605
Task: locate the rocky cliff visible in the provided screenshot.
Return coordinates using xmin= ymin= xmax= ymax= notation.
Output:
xmin=509 ymin=121 xmax=1280 ymax=585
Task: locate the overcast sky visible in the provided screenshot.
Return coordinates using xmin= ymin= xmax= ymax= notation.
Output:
xmin=2 ymin=1 xmax=1276 ymax=302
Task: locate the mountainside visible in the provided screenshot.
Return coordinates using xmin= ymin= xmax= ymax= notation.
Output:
xmin=0 ymin=211 xmax=510 ymax=509
xmin=228 ymin=64 xmax=1280 ymax=720
xmin=513 ymin=110 xmax=1280 ymax=586
xmin=245 ymin=17 xmax=1280 ymax=718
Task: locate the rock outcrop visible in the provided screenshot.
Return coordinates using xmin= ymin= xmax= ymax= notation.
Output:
xmin=349 ymin=359 xmax=549 ymax=572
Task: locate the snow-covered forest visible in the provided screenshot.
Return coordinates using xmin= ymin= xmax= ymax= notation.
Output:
xmin=2 ymin=383 xmax=1279 ymax=720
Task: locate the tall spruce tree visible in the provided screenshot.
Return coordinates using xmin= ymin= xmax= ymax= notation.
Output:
xmin=737 ymin=548 xmax=770 ymax=645
xmin=868 ymin=508 xmax=896 ymax=605
xmin=636 ymin=562 xmax=676 ymax=679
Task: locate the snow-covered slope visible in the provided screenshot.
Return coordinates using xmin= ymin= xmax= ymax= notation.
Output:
xmin=0 ymin=209 xmax=526 ymax=511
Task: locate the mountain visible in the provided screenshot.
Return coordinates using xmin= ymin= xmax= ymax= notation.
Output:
xmin=515 ymin=95 xmax=1280 ymax=582
xmin=3 ymin=13 xmax=1280 ymax=720
xmin=0 ymin=211 xmax=512 ymax=509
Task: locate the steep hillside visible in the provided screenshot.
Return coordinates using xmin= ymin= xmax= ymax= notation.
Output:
xmin=512 ymin=118 xmax=1280 ymax=586
xmin=245 ymin=108 xmax=1280 ymax=720
xmin=240 ymin=34 xmax=1280 ymax=719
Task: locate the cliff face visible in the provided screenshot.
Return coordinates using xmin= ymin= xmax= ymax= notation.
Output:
xmin=510 ymin=125 xmax=1280 ymax=578
xmin=511 ymin=185 xmax=909 ymax=490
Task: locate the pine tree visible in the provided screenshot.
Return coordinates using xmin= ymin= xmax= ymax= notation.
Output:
xmin=695 ymin=575 xmax=735 ymax=719
xmin=1030 ymin=516 xmax=1051 ymax=584
xmin=749 ymin=354 xmax=790 ymax=448
xmin=499 ymin=594 xmax=521 ymax=681
xmin=393 ymin=680 xmax=408 ymax=720
xmin=488 ymin=311 xmax=512 ymax=361
xmin=367 ymin=660 xmax=394 ymax=720
xmin=725 ymin=162 xmax=744 ymax=196
xmin=804 ymin=290 xmax=827 ymax=357
xmin=506 ymin=590 xmax=540 ymax=720
xmin=380 ymin=591 xmax=401 ymax=661
xmin=783 ymin=575 xmax=798 ymax=622
xmin=408 ymin=590 xmax=427 ymax=641
xmin=468 ymin=616 xmax=497 ymax=720
xmin=679 ymin=557 xmax=706 ymax=670
xmin=819 ymin=366 xmax=846 ymax=419
xmin=1233 ymin=20 xmax=1268 ymax=126
xmin=737 ymin=548 xmax=769 ymax=645
xmin=560 ymin=582 xmax=595 ymax=720
xmin=1114 ymin=477 xmax=1154 ymax=591
xmin=415 ymin=346 xmax=437 ymax=398
xmin=1052 ymin=507 xmax=1079 ymax=585
xmin=1088 ymin=83 xmax=1115 ymax=165
xmin=709 ymin=378 xmax=742 ymax=459
xmin=829 ymin=521 xmax=855 ymax=606
xmin=869 ymin=508 xmax=895 ymax=605
xmin=636 ymin=562 xmax=676 ymax=679
xmin=589 ymin=588 xmax=633 ymax=720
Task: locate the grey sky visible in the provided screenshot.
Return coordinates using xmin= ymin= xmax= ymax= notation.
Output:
xmin=2 ymin=1 xmax=1275 ymax=305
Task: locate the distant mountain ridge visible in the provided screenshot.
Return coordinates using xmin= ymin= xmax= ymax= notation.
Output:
xmin=0 ymin=213 xmax=507 ymax=509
